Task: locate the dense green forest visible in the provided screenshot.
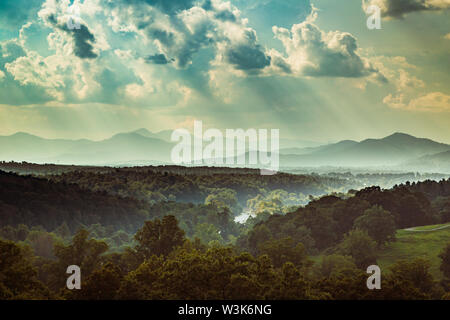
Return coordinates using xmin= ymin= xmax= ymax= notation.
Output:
xmin=0 ymin=163 xmax=449 ymax=300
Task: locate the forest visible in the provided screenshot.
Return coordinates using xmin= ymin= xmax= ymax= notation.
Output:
xmin=0 ymin=162 xmax=449 ymax=300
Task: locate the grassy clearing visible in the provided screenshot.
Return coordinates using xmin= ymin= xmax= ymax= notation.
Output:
xmin=377 ymin=226 xmax=450 ymax=280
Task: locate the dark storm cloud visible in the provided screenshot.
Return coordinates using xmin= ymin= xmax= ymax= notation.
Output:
xmin=364 ymin=0 xmax=450 ymax=18
xmin=226 ymin=44 xmax=271 ymax=70
xmin=59 ymin=24 xmax=98 ymax=59
xmin=224 ymin=29 xmax=271 ymax=71
xmin=145 ymin=53 xmax=173 ymax=64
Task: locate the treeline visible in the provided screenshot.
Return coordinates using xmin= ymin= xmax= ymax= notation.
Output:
xmin=45 ymin=167 xmax=349 ymax=206
xmin=0 ymin=161 xmax=114 ymax=176
xmin=1 ymin=216 xmax=449 ymax=300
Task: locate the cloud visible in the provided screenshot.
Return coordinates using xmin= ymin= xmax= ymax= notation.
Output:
xmin=0 ymin=0 xmax=195 ymax=108
xmin=372 ymin=55 xmax=446 ymax=112
xmin=232 ymin=0 xmax=313 ymax=29
xmin=384 ymin=92 xmax=450 ymax=112
xmin=145 ymin=53 xmax=173 ymax=64
xmin=144 ymin=0 xmax=197 ymax=15
xmin=105 ymin=0 xmax=213 ymax=68
xmin=269 ymin=10 xmax=380 ymax=78
xmin=222 ymin=29 xmax=271 ymax=71
xmin=105 ymin=0 xmax=271 ymax=72
xmin=58 ymin=23 xmax=98 ymax=59
xmin=362 ymin=0 xmax=450 ymax=18
xmin=38 ymin=0 xmax=99 ymax=59
xmin=1 ymin=0 xmax=430 ymax=112
xmin=0 ymin=40 xmax=54 ymax=105
xmin=409 ymin=92 xmax=450 ymax=111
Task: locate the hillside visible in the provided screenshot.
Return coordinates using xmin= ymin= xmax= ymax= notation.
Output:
xmin=377 ymin=224 xmax=450 ymax=280
xmin=0 ymin=170 xmax=150 ymax=232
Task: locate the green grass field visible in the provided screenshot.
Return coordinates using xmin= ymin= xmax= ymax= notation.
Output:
xmin=377 ymin=224 xmax=450 ymax=280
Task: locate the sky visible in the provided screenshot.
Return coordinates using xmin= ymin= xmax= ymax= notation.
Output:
xmin=0 ymin=0 xmax=449 ymax=143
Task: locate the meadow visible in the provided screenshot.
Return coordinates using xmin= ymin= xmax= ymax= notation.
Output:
xmin=377 ymin=224 xmax=450 ymax=280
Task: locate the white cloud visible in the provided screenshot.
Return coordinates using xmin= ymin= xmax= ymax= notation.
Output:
xmin=408 ymin=92 xmax=450 ymax=111
xmin=373 ymin=55 xmax=444 ymax=112
xmin=267 ymin=9 xmax=381 ymax=78
xmin=384 ymin=92 xmax=450 ymax=112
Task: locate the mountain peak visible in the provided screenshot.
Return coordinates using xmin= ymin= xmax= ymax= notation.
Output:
xmin=381 ymin=132 xmax=419 ymax=143
xmin=131 ymin=128 xmax=157 ymax=138
xmin=8 ymin=132 xmax=42 ymax=140
xmin=133 ymin=128 xmax=151 ymax=133
xmin=11 ymin=132 xmax=35 ymax=137
xmin=385 ymin=132 xmax=415 ymax=139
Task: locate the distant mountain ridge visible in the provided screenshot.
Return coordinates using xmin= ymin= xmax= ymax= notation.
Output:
xmin=279 ymin=133 xmax=450 ymax=169
xmin=0 ymin=130 xmax=174 ymax=165
xmin=0 ymin=131 xmax=449 ymax=172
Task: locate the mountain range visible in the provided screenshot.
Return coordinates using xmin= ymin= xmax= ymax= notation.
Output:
xmin=279 ymin=133 xmax=450 ymax=169
xmin=0 ymin=130 xmax=449 ymax=172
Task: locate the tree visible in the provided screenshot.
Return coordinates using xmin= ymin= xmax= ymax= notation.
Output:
xmin=205 ymin=188 xmax=240 ymax=213
xmin=294 ymin=207 xmax=338 ymax=250
xmin=193 ymin=223 xmax=223 ymax=245
xmin=257 ymin=237 xmax=310 ymax=269
xmin=272 ymin=262 xmax=311 ymax=299
xmin=25 ymin=230 xmax=58 ymax=259
xmin=54 ymin=222 xmax=71 ymax=240
xmin=354 ymin=205 xmax=396 ymax=245
xmin=317 ymin=254 xmax=358 ymax=278
xmin=439 ymin=242 xmax=450 ymax=278
xmin=69 ymin=263 xmax=122 ymax=300
xmin=338 ymin=230 xmax=377 ymax=269
xmin=382 ymin=258 xmax=434 ymax=299
xmin=49 ymin=229 xmax=108 ymax=291
xmin=135 ymin=215 xmax=185 ymax=259
xmin=0 ymin=239 xmax=49 ymax=299
xmin=246 ymin=224 xmax=272 ymax=255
